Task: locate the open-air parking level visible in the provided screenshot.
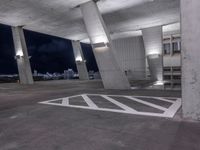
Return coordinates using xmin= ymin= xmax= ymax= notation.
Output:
xmin=1 ymin=0 xmax=200 ymax=149
xmin=0 ymin=80 xmax=200 ymax=150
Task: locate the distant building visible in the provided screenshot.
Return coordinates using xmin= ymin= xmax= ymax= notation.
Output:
xmin=64 ymin=69 xmax=74 ymax=79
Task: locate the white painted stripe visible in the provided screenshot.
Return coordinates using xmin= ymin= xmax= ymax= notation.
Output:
xmin=62 ymin=97 xmax=69 ymax=105
xmin=101 ymin=95 xmax=137 ymax=113
xmin=39 ymin=94 xmax=181 ymax=118
xmin=163 ymin=98 xmax=182 ymax=118
xmin=82 ymin=94 xmax=98 ymax=108
xmin=125 ymin=96 xmax=168 ymax=111
xmin=85 ymin=93 xmax=179 ymax=99
xmin=152 ymin=97 xmax=175 ymax=103
xmin=39 ymin=98 xmax=63 ymax=104
xmin=133 ymin=95 xmax=179 ymax=99
xmin=39 ymin=95 xmax=83 ymax=103
xmin=39 ymin=101 xmax=167 ymax=118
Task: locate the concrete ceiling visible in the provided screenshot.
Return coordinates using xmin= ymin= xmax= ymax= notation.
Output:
xmin=0 ymin=0 xmax=180 ymax=42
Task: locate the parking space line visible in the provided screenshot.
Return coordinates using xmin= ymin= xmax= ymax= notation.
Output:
xmin=152 ymin=97 xmax=175 ymax=103
xmin=163 ymin=98 xmax=182 ymax=117
xmin=99 ymin=95 xmax=137 ymax=113
xmin=125 ymin=96 xmax=168 ymax=111
xmin=82 ymin=94 xmax=98 ymax=108
xmin=85 ymin=94 xmax=179 ymax=99
xmin=62 ymin=97 xmax=69 ymax=105
xmin=39 ymin=94 xmax=181 ymax=118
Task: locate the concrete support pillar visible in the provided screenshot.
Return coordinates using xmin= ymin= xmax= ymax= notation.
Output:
xmin=80 ymin=1 xmax=130 ymax=89
xmin=142 ymin=26 xmax=163 ymax=82
xmin=12 ymin=26 xmax=33 ymax=84
xmin=181 ymin=0 xmax=200 ymax=120
xmin=72 ymin=40 xmax=89 ymax=80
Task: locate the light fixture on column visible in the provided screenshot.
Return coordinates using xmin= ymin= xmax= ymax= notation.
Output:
xmin=146 ymin=47 xmax=161 ymax=56
xmin=14 ymin=55 xmax=21 ymax=59
xmin=92 ymin=42 xmax=109 ymax=48
xmin=14 ymin=50 xmax=24 ymax=59
xmin=147 ymin=53 xmax=161 ymax=59
xmin=154 ymin=80 xmax=164 ymax=85
xmin=16 ymin=50 xmax=23 ymax=57
xmin=75 ymin=56 xmax=83 ymax=62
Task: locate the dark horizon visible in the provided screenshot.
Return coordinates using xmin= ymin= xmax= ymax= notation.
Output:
xmin=0 ymin=24 xmax=98 ymax=75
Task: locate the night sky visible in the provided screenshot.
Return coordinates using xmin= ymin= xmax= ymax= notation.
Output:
xmin=0 ymin=24 xmax=98 ymax=74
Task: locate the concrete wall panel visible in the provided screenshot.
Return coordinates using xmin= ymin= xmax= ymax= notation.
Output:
xmin=113 ymin=36 xmax=146 ymax=80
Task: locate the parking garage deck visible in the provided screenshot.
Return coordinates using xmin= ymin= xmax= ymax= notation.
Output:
xmin=0 ymin=80 xmax=199 ymax=150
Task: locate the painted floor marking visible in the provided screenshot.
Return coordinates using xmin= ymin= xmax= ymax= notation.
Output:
xmin=62 ymin=97 xmax=69 ymax=105
xmin=39 ymin=94 xmax=181 ymax=118
xmin=163 ymin=98 xmax=182 ymax=118
xmin=82 ymin=94 xmax=98 ymax=108
xmin=152 ymin=97 xmax=175 ymax=103
xmin=101 ymin=95 xmax=137 ymax=113
xmin=125 ymin=96 xmax=168 ymax=111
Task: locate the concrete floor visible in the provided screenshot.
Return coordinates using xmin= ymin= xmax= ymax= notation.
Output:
xmin=0 ymin=80 xmax=199 ymax=150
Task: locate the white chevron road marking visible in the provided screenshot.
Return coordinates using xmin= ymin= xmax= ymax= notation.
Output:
xmin=39 ymin=94 xmax=181 ymax=118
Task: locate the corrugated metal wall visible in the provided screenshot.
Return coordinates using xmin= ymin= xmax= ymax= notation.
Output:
xmin=113 ymin=36 xmax=146 ymax=80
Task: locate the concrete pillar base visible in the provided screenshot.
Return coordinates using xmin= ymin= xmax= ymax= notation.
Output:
xmin=76 ymin=61 xmax=89 ymax=80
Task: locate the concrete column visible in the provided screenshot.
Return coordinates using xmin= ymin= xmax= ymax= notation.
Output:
xmin=72 ymin=40 xmax=89 ymax=80
xmin=80 ymin=1 xmax=130 ymax=89
xmin=181 ymin=0 xmax=200 ymax=120
xmin=142 ymin=26 xmax=163 ymax=82
xmin=12 ymin=26 xmax=33 ymax=84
